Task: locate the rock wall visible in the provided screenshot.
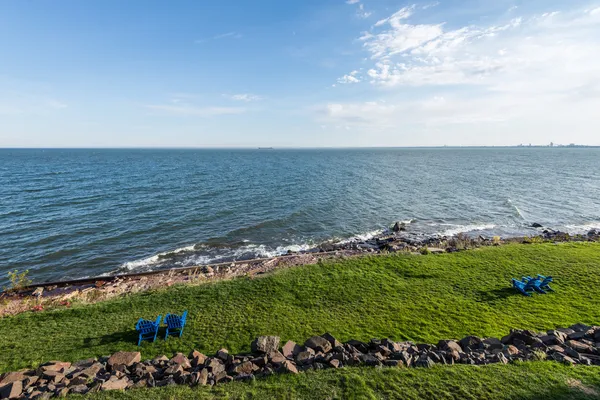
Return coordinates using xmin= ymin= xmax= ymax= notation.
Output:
xmin=1 ymin=323 xmax=600 ymax=399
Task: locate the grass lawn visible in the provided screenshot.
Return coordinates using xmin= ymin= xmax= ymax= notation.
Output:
xmin=72 ymin=364 xmax=600 ymax=400
xmin=1 ymin=242 xmax=599 ymax=376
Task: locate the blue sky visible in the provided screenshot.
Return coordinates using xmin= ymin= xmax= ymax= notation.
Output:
xmin=1 ymin=0 xmax=599 ymax=147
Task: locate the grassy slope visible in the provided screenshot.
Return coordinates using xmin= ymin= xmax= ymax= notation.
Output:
xmin=75 ymin=364 xmax=600 ymax=400
xmin=1 ymin=243 xmax=600 ymax=375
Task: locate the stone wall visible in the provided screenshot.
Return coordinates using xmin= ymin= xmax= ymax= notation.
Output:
xmin=1 ymin=323 xmax=599 ymax=399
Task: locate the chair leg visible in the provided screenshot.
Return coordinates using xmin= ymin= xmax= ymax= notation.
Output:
xmin=165 ymin=328 xmax=169 ymax=340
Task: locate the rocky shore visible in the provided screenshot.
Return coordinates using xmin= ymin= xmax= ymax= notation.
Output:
xmin=1 ymin=224 xmax=598 ymax=318
xmin=1 ymin=323 xmax=599 ymax=399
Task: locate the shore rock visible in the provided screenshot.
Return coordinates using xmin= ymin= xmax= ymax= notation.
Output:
xmin=251 ymin=336 xmax=281 ymax=354
xmin=107 ymin=352 xmax=141 ymax=369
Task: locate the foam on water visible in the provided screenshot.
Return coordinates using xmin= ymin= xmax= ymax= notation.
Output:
xmin=437 ymin=224 xmax=498 ymax=237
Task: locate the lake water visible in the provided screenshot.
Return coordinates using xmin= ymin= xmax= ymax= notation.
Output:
xmin=1 ymin=148 xmax=599 ymax=285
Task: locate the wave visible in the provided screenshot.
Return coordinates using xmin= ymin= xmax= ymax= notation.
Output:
xmin=436 ymin=223 xmax=497 ymax=237
xmin=562 ymin=222 xmax=600 ymax=234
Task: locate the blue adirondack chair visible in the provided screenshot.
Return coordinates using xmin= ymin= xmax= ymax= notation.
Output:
xmin=521 ymin=276 xmax=547 ymax=294
xmin=165 ymin=311 xmax=188 ymax=340
xmin=534 ymin=275 xmax=554 ymax=292
xmin=512 ymin=278 xmax=538 ymax=296
xmin=136 ymin=315 xmax=161 ymax=346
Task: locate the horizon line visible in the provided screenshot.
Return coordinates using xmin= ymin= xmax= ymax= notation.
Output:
xmin=1 ymin=145 xmax=599 ymax=150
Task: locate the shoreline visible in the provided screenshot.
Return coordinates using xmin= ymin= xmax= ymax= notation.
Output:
xmin=1 ymin=226 xmax=598 ymax=318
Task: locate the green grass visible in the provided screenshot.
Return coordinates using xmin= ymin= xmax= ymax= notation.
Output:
xmin=73 ymin=364 xmax=600 ymax=400
xmin=1 ymin=242 xmax=600 ymax=375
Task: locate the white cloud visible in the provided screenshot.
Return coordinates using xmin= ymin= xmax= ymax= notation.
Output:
xmin=145 ymin=104 xmax=246 ymax=116
xmin=346 ymin=0 xmax=360 ymax=4
xmin=337 ymin=74 xmax=361 ymax=84
xmin=225 ymin=93 xmax=263 ymax=102
xmin=321 ymin=4 xmax=600 ymax=145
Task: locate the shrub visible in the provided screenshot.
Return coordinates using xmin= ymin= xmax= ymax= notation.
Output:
xmin=5 ymin=270 xmax=32 ymax=292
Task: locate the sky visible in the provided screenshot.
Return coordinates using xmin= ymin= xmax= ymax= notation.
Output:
xmin=1 ymin=0 xmax=599 ymax=147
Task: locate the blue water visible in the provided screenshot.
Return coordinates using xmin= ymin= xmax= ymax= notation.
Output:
xmin=1 ymin=148 xmax=599 ymax=285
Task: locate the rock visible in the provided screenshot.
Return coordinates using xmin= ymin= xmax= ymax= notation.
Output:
xmin=505 ymin=345 xmax=519 ymax=356
xmin=0 ymin=381 xmax=22 ymax=399
xmin=321 ymin=333 xmax=342 ymax=349
xmin=392 ymin=222 xmax=407 ymax=232
xmin=38 ymin=361 xmax=71 ymax=373
xmin=437 ymin=340 xmax=462 ymax=353
xmin=345 ymin=340 xmax=369 ymax=354
xmin=415 ymin=355 xmax=435 ymax=368
xmin=251 ymin=336 xmax=281 ymax=354
xmin=164 ymin=364 xmax=183 ymax=376
xmin=202 ymin=266 xmax=214 ymax=274
xmin=459 ymin=336 xmax=484 ymax=351
xmin=0 ymin=371 xmax=29 ymax=385
xmin=552 ymin=353 xmax=576 ymax=366
xmin=359 ymin=354 xmax=381 ymax=366
xmin=107 ymin=352 xmax=141 ymax=369
xmin=570 ymin=323 xmax=592 ymax=333
xmin=41 ymin=371 xmax=64 ymax=384
xmin=268 ymin=351 xmax=287 ymax=365
xmin=80 ymin=363 xmax=103 ymax=378
xmin=496 ymin=353 xmax=509 ymax=365
xmin=233 ymin=362 xmax=256 ymax=375
xmin=189 ymin=350 xmax=207 ymax=367
xmin=482 ymin=338 xmax=504 ymax=350
xmin=216 ymin=349 xmax=232 ymax=363
xmin=101 ymin=377 xmax=129 ymax=391
xmin=73 ymin=358 xmax=97 ymax=369
xmin=206 ymin=358 xmax=225 ymax=374
xmin=193 ymin=369 xmax=209 ymax=386
xmin=170 ymin=353 xmax=192 ymax=369
xmin=531 ymin=223 xmax=543 ymax=228
xmin=329 ymin=359 xmax=342 ymax=368
xmin=279 ymin=360 xmax=299 ymax=374
xmin=305 ymin=336 xmax=332 ymax=353
xmin=69 ymin=385 xmax=88 ymax=395
xmin=566 ymin=340 xmax=593 ymax=354
xmin=296 ymin=349 xmax=315 ymax=365
xmin=282 ymin=341 xmax=302 ymax=359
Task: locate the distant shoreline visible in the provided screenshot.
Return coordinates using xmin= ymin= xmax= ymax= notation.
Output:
xmin=1 ymin=146 xmax=600 ymax=150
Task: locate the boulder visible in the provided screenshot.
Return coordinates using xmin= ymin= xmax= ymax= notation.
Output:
xmin=321 ymin=333 xmax=342 ymax=349
xmin=305 ymin=336 xmax=332 ymax=353
xmin=392 ymin=222 xmax=407 ymax=232
xmin=170 ymin=353 xmax=192 ymax=369
xmin=107 ymin=352 xmax=141 ymax=369
xmin=295 ymin=349 xmax=315 ymax=366
xmin=437 ymin=340 xmax=462 ymax=353
xmin=282 ymin=341 xmax=302 ymax=359
xmin=80 ymin=363 xmax=103 ymax=378
xmin=233 ymin=362 xmax=256 ymax=375
xmin=268 ymin=351 xmax=287 ymax=365
xmin=0 ymin=371 xmax=29 ymax=385
xmin=101 ymin=377 xmax=129 ymax=391
xmin=38 ymin=361 xmax=71 ymax=373
xmin=414 ymin=355 xmax=435 ymax=368
xmin=459 ymin=336 xmax=484 ymax=350
xmin=482 ymin=338 xmax=504 ymax=350
xmin=0 ymin=381 xmax=22 ymax=399
xmin=189 ymin=350 xmax=207 ymax=367
xmin=279 ymin=360 xmax=299 ymax=374
xmin=41 ymin=371 xmax=64 ymax=384
xmin=251 ymin=336 xmax=281 ymax=354
xmin=566 ymin=340 xmax=593 ymax=354
xmin=193 ymin=369 xmax=209 ymax=386
xmin=531 ymin=223 xmax=543 ymax=228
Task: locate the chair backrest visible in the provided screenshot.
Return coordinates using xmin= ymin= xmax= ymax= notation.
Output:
xmin=166 ymin=313 xmax=182 ymax=328
xmin=540 ymin=276 xmax=553 ymax=285
xmin=524 ymin=279 xmax=538 ymax=289
xmin=136 ymin=318 xmax=158 ymax=334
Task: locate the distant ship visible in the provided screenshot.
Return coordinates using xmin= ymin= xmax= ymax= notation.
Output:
xmin=258 ymin=147 xmax=274 ymax=150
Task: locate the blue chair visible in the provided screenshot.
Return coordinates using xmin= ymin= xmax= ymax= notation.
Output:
xmin=512 ymin=278 xmax=538 ymax=296
xmin=136 ymin=315 xmax=161 ymax=346
xmin=165 ymin=311 xmax=188 ymax=340
xmin=524 ymin=275 xmax=554 ymax=293
xmin=536 ymin=275 xmax=554 ymax=292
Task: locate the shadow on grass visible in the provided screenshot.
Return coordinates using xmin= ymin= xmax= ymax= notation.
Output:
xmin=83 ymin=330 xmax=138 ymax=347
xmin=475 ymin=287 xmax=520 ymax=303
